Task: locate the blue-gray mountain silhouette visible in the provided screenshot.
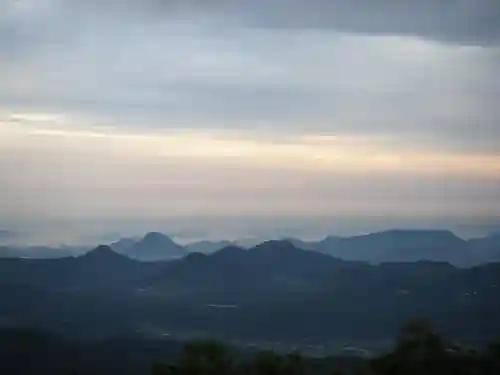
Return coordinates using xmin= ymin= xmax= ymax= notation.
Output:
xmin=315 ymin=229 xmax=470 ymax=264
xmin=122 ymin=232 xmax=186 ymax=261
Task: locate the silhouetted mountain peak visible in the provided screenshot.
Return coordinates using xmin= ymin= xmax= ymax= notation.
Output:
xmin=80 ymin=245 xmax=130 ymax=262
xmin=88 ymin=244 xmax=114 ymax=253
xmin=281 ymin=237 xmax=318 ymax=250
xmin=142 ymin=232 xmax=176 ymax=245
xmin=184 ymin=252 xmax=208 ymax=262
xmin=212 ymin=245 xmax=247 ymax=259
xmin=123 ymin=232 xmax=185 ymax=261
xmin=317 ymin=235 xmax=342 ymax=246
xmin=251 ymin=240 xmax=302 ymax=257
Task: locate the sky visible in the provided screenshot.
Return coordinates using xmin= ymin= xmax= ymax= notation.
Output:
xmin=1 ymin=0 xmax=499 ymax=244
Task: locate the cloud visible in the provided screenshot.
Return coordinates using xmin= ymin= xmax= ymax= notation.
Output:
xmin=1 ymin=0 xmax=499 ymax=234
xmin=241 ymin=0 xmax=500 ymax=46
xmin=11 ymin=0 xmax=498 ymax=46
xmin=2 ymin=116 xmax=499 ymax=176
xmin=1 ymin=16 xmax=500 ymax=152
xmin=2 ymin=1 xmax=499 ymax=153
xmin=1 ymin=120 xmax=499 ymax=225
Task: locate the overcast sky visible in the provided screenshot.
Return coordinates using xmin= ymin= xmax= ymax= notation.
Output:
xmin=1 ymin=0 xmax=499 ymax=243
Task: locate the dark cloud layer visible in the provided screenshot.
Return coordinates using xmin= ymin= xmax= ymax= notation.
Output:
xmin=3 ymin=0 xmax=500 ymax=51
xmin=67 ymin=0 xmax=500 ymax=45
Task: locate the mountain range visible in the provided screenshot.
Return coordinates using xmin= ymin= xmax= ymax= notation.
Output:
xmin=1 ymin=240 xmax=499 ymax=344
xmin=1 ymin=229 xmax=499 ymax=267
xmin=113 ymin=229 xmax=499 ymax=266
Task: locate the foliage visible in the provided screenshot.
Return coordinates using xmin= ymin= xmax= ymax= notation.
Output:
xmin=1 ymin=322 xmax=499 ymax=375
xmin=151 ymin=320 xmax=500 ymax=375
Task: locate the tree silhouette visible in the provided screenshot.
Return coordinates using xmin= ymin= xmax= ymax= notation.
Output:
xmin=149 ymin=325 xmax=500 ymax=375
xmin=152 ymin=361 xmax=178 ymax=375
xmin=178 ymin=340 xmax=233 ymax=375
xmin=253 ymin=350 xmax=284 ymax=375
xmin=282 ymin=351 xmax=305 ymax=375
xmin=370 ymin=318 xmax=449 ymax=375
xmin=395 ymin=318 xmax=446 ymax=358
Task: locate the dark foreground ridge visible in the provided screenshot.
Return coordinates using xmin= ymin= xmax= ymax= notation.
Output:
xmin=1 ymin=320 xmax=499 ymax=375
xmin=0 ymin=242 xmax=499 ymax=345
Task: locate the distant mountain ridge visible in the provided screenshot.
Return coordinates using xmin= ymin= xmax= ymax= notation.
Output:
xmin=0 ymin=245 xmax=86 ymax=259
xmin=315 ymin=229 xmax=470 ymax=264
xmin=2 ymin=229 xmax=499 ymax=266
xmin=181 ymin=229 xmax=499 ymax=266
